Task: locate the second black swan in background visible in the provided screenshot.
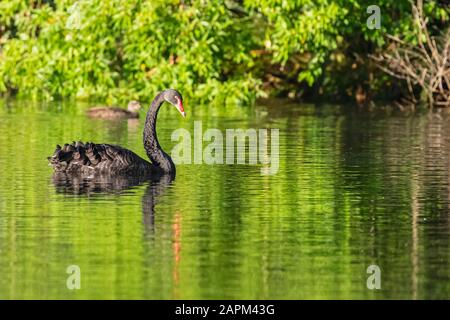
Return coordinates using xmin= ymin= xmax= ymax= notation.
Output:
xmin=87 ymin=100 xmax=142 ymax=119
xmin=48 ymin=89 xmax=185 ymax=176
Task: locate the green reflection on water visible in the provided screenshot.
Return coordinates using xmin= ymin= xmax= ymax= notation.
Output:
xmin=0 ymin=99 xmax=449 ymax=299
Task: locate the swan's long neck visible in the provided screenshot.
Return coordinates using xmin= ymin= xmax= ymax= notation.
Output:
xmin=143 ymin=92 xmax=176 ymax=174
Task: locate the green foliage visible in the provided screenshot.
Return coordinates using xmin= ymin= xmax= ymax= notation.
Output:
xmin=0 ymin=0 xmax=262 ymax=105
xmin=0 ymin=0 xmax=448 ymax=104
xmin=245 ymin=0 xmax=346 ymax=86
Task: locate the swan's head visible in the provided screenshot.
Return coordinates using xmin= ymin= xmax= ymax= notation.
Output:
xmin=163 ymin=89 xmax=185 ymax=118
xmin=127 ymin=100 xmax=141 ymax=112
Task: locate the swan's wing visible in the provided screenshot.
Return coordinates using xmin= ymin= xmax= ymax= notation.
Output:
xmin=48 ymin=141 xmax=149 ymax=173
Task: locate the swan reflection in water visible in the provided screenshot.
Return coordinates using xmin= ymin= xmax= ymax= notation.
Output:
xmin=52 ymin=172 xmax=173 ymax=232
xmin=52 ymin=171 xmax=183 ymax=292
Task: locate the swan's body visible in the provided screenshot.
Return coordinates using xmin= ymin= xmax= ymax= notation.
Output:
xmin=48 ymin=89 xmax=185 ymax=177
xmin=49 ymin=142 xmax=156 ymax=175
xmin=87 ymin=101 xmax=141 ymax=119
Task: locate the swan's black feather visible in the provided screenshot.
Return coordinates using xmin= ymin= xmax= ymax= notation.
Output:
xmin=48 ymin=141 xmax=154 ymax=175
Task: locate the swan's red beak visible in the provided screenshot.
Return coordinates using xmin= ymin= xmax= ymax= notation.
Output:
xmin=177 ymin=99 xmax=185 ymax=118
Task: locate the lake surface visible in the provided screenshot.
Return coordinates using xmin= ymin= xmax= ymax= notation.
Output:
xmin=0 ymin=99 xmax=449 ymax=299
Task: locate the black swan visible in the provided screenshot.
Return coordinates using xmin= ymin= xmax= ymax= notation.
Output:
xmin=48 ymin=89 xmax=185 ymax=177
xmin=87 ymin=100 xmax=142 ymax=119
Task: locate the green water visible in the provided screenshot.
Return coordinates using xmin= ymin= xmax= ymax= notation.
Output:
xmin=0 ymin=99 xmax=449 ymax=299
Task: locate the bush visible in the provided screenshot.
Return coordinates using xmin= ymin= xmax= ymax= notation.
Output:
xmin=0 ymin=0 xmax=448 ymax=105
xmin=0 ymin=0 xmax=262 ymax=105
